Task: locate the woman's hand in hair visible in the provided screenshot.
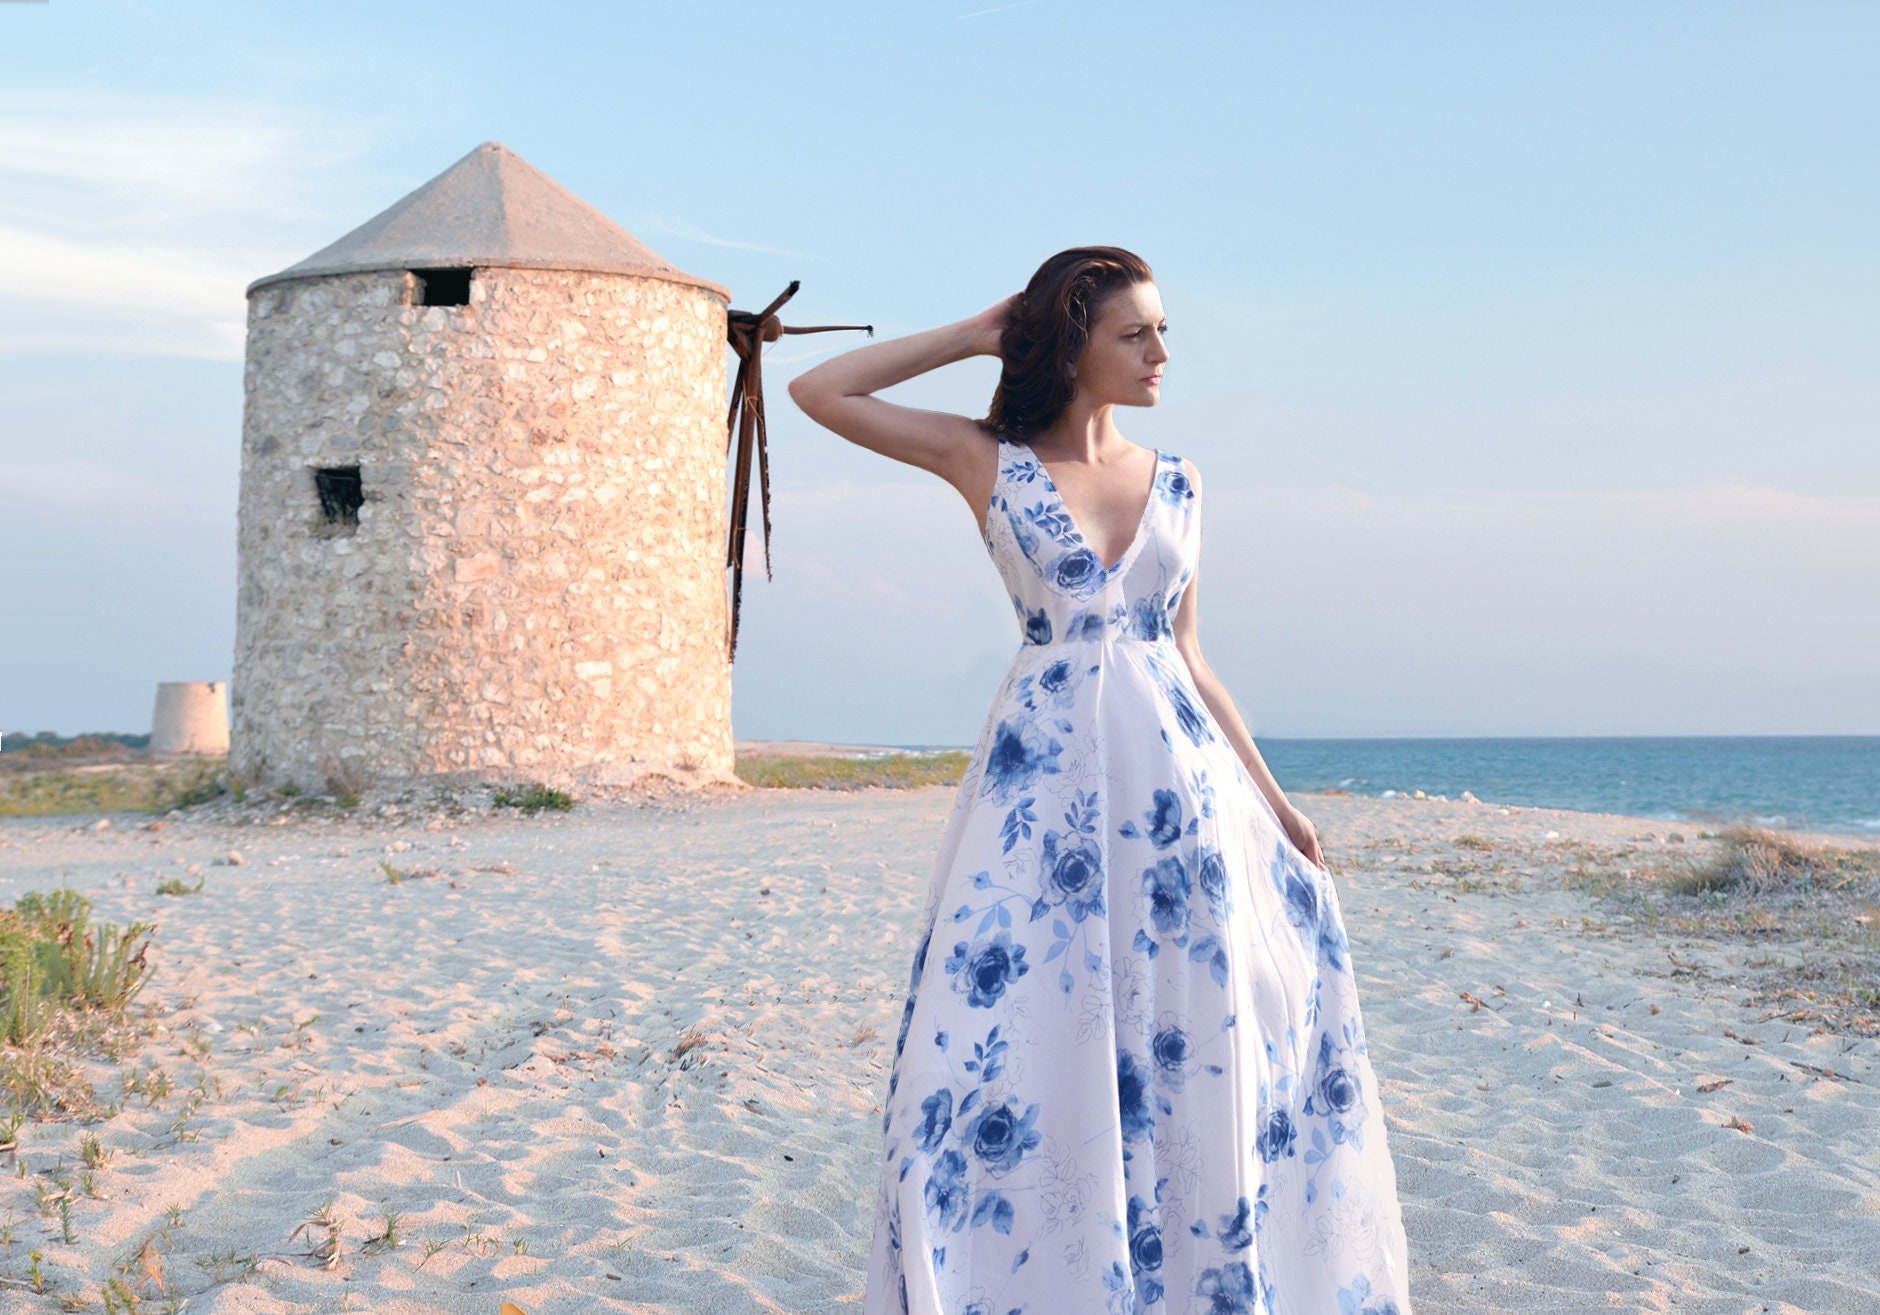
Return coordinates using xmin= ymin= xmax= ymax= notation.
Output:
xmin=966 ymin=294 xmax=1019 ymax=356
xmin=785 ymin=309 xmax=1006 ymax=518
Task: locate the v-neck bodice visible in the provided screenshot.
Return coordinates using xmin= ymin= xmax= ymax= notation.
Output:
xmin=1016 ymin=441 xmax=1161 ymax=573
xmin=982 ymin=440 xmax=1199 ymax=647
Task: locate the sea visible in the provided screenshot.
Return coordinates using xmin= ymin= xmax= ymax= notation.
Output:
xmin=1251 ymin=736 xmax=1880 ymax=836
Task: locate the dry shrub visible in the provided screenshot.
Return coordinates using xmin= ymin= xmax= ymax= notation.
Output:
xmin=671 ymin=1026 xmax=707 ymax=1060
xmin=319 ymin=754 xmax=374 ymax=805
xmin=1671 ymin=825 xmax=1830 ymax=897
xmin=0 ymin=1034 xmax=106 ymax=1120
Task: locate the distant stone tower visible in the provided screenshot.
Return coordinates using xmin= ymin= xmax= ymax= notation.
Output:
xmin=150 ymin=682 xmax=230 ymax=757
xmin=233 ymin=142 xmax=734 ymax=793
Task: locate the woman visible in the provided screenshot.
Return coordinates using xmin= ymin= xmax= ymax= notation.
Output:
xmin=790 ymin=247 xmax=1413 ymax=1315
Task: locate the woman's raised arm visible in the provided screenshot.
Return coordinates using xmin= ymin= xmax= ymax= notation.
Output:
xmin=786 ymin=297 xmax=1014 ymax=516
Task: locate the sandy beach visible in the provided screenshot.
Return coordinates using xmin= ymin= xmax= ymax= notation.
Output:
xmin=0 ymin=784 xmax=1876 ymax=1313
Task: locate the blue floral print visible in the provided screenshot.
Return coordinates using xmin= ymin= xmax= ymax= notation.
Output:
xmin=1272 ymin=844 xmax=1350 ymax=973
xmin=1155 ymin=464 xmax=1194 ymax=505
xmin=1126 ymin=1194 xmax=1165 ymax=1309
xmin=925 ymin=1149 xmax=970 ymax=1233
xmin=1150 ymin=1023 xmax=1193 ymax=1087
xmin=914 ymin=1088 xmax=953 ymax=1154
xmin=980 ymin=717 xmax=1062 ymax=803
xmin=1142 ymin=855 xmax=1191 ymax=940
xmin=1052 ymin=547 xmax=1104 ymax=592
xmin=945 ymin=930 xmax=1029 ymax=1008
xmin=1119 ymin=787 xmax=1189 ymax=849
xmin=1304 ymin=1024 xmax=1371 ymax=1152
xmin=1023 ymin=605 xmax=1053 ymax=645
xmin=1130 ymin=594 xmax=1171 ymax=641
xmin=1161 ymin=670 xmax=1213 ymax=746
xmin=1338 ymin=1273 xmax=1404 ymax=1315
xmin=1216 ymin=1196 xmax=1254 ymax=1251
xmin=1195 ymin=845 xmax=1231 ymax=921
xmin=1194 ymin=1261 xmax=1257 ymax=1314
xmin=1039 ymin=829 xmax=1106 ymax=922
xmin=967 ymin=1100 xmax=1042 ymax=1174
xmin=1256 ymin=1106 xmax=1297 ymax=1163
xmin=1037 ymin=657 xmax=1076 ymax=701
xmin=1116 ymin=1048 xmax=1156 ymax=1144
xmin=864 ymin=443 xmax=1413 ymax=1314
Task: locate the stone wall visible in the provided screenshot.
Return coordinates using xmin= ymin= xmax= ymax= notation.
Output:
xmin=232 ymin=267 xmax=733 ymax=792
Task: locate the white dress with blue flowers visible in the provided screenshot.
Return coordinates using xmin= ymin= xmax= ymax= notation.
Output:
xmin=862 ymin=442 xmax=1414 ymax=1315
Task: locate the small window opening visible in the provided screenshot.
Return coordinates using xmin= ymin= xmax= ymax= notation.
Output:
xmin=314 ymin=466 xmax=364 ymax=530
xmin=411 ymin=267 xmax=473 ymax=307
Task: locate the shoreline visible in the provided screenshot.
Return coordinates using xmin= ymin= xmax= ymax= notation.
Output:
xmin=734 ymin=738 xmax=1880 ymax=838
xmin=4 ymin=735 xmax=1873 ymax=836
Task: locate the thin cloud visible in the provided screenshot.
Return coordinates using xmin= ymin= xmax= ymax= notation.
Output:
xmin=956 ymin=0 xmax=1048 ymax=18
xmin=0 ymin=86 xmax=382 ymax=360
xmin=2 ymin=96 xmax=313 ymax=221
xmin=0 ymin=87 xmax=823 ymax=360
xmin=0 ymin=223 xmax=247 ymax=318
xmin=625 ymin=210 xmax=826 ymax=262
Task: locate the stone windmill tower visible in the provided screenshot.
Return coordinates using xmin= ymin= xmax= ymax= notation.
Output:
xmin=232 ymin=142 xmax=734 ymax=793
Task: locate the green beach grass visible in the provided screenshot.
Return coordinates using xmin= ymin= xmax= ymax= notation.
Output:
xmin=735 ymin=751 xmax=970 ymax=791
xmin=0 ymin=750 xmax=968 ymax=816
xmin=0 ymin=758 xmax=224 ymax=819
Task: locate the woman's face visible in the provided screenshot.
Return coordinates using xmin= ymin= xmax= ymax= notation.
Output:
xmin=1074 ymin=280 xmax=1168 ymax=408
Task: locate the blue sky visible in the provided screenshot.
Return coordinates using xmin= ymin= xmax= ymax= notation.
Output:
xmin=3 ymin=1 xmax=1876 ymax=741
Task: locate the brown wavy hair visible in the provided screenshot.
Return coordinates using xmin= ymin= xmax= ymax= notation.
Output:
xmin=983 ymin=245 xmax=1155 ymax=440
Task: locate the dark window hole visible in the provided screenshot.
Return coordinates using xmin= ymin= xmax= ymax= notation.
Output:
xmin=315 ymin=466 xmax=364 ymax=528
xmin=412 ymin=267 xmax=473 ymax=307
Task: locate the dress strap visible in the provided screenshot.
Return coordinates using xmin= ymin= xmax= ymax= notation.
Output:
xmin=993 ymin=439 xmax=1025 ymax=497
xmin=982 ymin=440 xmax=1017 ymax=540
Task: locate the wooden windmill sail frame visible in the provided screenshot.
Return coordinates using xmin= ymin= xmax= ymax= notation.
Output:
xmin=724 ymin=280 xmax=871 ymax=660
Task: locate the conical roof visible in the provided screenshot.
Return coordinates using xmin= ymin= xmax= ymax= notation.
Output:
xmin=247 ymin=141 xmax=728 ymax=299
